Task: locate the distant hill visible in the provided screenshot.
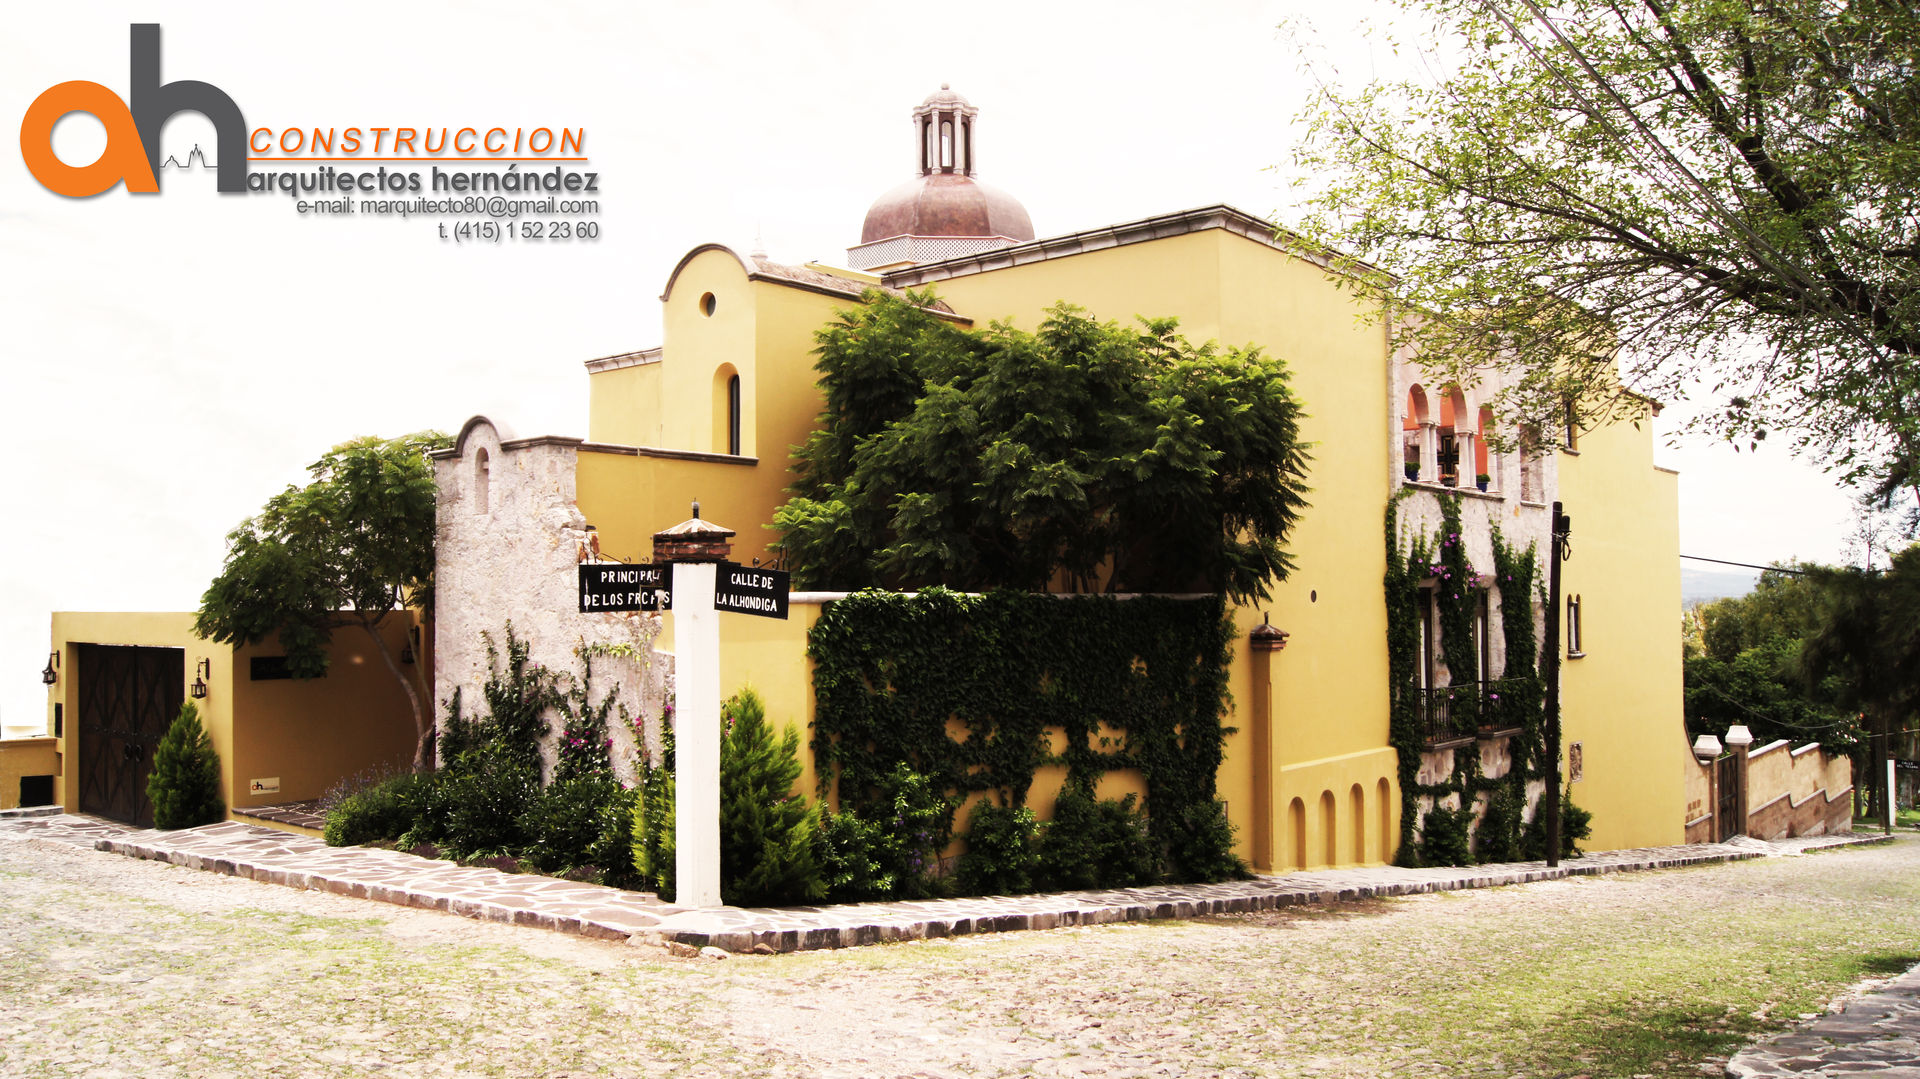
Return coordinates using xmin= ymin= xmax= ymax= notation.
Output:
xmin=1682 ymin=564 xmax=1761 ymax=607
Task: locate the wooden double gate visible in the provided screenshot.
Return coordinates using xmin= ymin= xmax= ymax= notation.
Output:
xmin=75 ymin=644 xmax=184 ymax=827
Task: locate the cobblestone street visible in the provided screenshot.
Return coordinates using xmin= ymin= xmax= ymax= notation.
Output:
xmin=3 ymin=830 xmax=1917 ymax=1078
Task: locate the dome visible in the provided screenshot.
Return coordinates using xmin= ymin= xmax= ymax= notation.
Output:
xmin=860 ymin=171 xmax=1034 ymax=244
xmin=846 ymin=86 xmax=1036 ymax=271
xmin=920 ymin=83 xmax=971 ymax=109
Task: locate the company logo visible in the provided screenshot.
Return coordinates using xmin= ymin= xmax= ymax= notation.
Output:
xmin=20 ymin=24 xmax=245 ymax=197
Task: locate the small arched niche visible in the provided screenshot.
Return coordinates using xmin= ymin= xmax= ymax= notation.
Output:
xmin=472 ymin=447 xmax=491 ymax=516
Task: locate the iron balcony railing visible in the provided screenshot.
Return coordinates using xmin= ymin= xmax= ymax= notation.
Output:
xmin=1416 ymin=679 xmax=1525 ymax=746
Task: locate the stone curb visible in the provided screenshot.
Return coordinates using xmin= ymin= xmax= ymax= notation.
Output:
xmin=1725 ymin=960 xmax=1920 ymax=1078
xmin=52 ymin=816 xmax=1883 ymax=955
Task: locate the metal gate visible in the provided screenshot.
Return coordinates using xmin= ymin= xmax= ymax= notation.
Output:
xmin=76 ymin=644 xmax=184 ymax=826
xmin=1715 ymin=754 xmax=1743 ymax=841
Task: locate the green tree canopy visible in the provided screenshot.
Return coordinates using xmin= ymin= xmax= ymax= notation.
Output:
xmin=773 ymin=292 xmax=1312 ymax=601
xmin=195 ymin=432 xmax=449 ymax=771
xmin=1295 ymin=0 xmax=1920 ymax=496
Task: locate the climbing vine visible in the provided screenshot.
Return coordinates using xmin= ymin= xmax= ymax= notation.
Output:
xmin=808 ymin=588 xmax=1243 ymax=881
xmin=1384 ymin=489 xmax=1429 ymax=865
xmin=1386 ymin=495 xmax=1559 ymax=866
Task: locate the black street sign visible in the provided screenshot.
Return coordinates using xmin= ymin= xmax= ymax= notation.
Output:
xmin=713 ymin=562 xmax=790 ymax=619
xmin=578 ymin=562 xmax=672 ymax=613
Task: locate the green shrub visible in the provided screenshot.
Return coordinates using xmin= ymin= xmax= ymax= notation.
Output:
xmin=524 ymin=774 xmax=636 ymax=885
xmin=1475 ymin=785 xmax=1523 ymax=864
xmin=147 ymin=701 xmax=225 ymax=830
xmin=956 ymin=800 xmax=1040 ymax=896
xmin=1419 ymin=802 xmax=1473 ymax=866
xmin=401 ymin=740 xmax=540 ymax=859
xmin=1520 ymin=792 xmax=1594 ymax=860
xmin=1036 ymin=786 xmax=1159 ymax=891
xmin=719 ymin=688 xmax=824 ymax=907
xmin=1162 ymin=798 xmax=1250 ymax=884
xmin=870 ymin=763 xmax=956 ymax=899
xmin=323 ymin=772 xmax=426 ymax=847
xmin=816 ymin=809 xmax=890 ymax=902
xmin=810 ymin=765 xmax=955 ymax=902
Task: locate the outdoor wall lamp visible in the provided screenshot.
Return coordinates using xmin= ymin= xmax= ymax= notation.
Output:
xmin=190 ymin=657 xmax=211 ymax=700
xmin=41 ymin=651 xmax=58 ymax=686
xmin=400 ymin=625 xmax=418 ymax=665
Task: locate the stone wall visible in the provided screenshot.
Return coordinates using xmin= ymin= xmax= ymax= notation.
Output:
xmin=432 ymin=417 xmax=670 ymax=782
xmin=1681 ymin=733 xmax=1853 ymax=842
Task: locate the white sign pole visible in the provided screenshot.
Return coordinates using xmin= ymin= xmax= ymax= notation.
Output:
xmin=1888 ymin=759 xmax=1898 ymax=835
xmin=672 ymin=560 xmax=722 ymax=908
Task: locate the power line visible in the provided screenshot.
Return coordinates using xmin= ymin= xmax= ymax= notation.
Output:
xmin=1681 ymin=554 xmax=1807 ymax=576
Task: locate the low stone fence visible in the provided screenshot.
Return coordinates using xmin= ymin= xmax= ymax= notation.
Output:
xmin=1684 ymin=729 xmax=1851 ymax=843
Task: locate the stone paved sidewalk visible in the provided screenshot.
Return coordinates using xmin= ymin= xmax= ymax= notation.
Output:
xmin=1727 ymin=962 xmax=1920 ymax=1078
xmin=0 ymin=808 xmax=1883 ymax=959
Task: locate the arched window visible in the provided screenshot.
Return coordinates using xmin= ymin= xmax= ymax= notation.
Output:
xmin=1438 ymin=386 xmax=1469 ymax=487
xmin=1404 ymin=385 xmax=1430 ymax=481
xmin=472 ymin=448 xmax=490 ymax=516
xmin=728 ymin=374 xmax=742 ymax=456
xmin=713 ymin=365 xmax=742 ymax=456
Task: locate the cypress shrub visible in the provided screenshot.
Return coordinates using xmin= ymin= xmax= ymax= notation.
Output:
xmin=147 ymin=701 xmax=225 ymax=830
xmin=631 ymin=716 xmax=676 ymax=900
xmin=718 ymin=688 xmax=824 ymax=907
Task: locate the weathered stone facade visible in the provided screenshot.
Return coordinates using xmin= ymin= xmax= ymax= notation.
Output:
xmin=431 ymin=417 xmax=670 ymax=781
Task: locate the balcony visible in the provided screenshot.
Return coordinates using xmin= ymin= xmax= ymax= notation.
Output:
xmin=1415 ymin=679 xmax=1527 ymax=748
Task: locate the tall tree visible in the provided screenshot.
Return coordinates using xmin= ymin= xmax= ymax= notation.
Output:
xmin=1800 ymin=544 xmax=1920 ymax=816
xmin=1294 ymin=0 xmax=1920 ymax=497
xmin=196 ymin=432 xmax=450 ymax=771
xmin=773 ymin=293 xmax=1312 ymax=601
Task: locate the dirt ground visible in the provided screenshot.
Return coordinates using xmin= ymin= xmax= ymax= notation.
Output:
xmin=3 ymin=833 xmax=1917 ymax=1078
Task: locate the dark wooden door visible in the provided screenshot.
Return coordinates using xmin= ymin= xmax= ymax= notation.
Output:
xmin=76 ymin=644 xmax=184 ymax=826
xmin=1715 ymin=754 xmax=1742 ymax=841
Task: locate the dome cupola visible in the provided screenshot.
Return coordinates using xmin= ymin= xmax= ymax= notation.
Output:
xmin=848 ymin=86 xmax=1034 ymax=272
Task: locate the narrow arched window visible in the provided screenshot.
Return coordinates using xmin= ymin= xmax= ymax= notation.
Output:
xmin=728 ymin=374 xmax=742 ymax=456
xmin=472 ymin=448 xmax=490 ymax=516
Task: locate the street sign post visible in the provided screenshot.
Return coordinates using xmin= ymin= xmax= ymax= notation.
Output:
xmin=713 ymin=563 xmax=789 ymax=619
xmin=577 ymin=562 xmax=671 ymax=613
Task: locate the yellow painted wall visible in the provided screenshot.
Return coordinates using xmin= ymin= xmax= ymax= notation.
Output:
xmin=226 ymin=616 xmax=420 ymax=809
xmin=587 ymin=361 xmax=664 ymax=448
xmin=656 ymin=249 xmax=760 ymax=456
xmin=575 ymin=450 xmax=772 ymax=567
xmin=47 ymin=611 xmax=420 ymax=822
xmin=1556 ymin=422 xmax=1688 ymax=851
xmin=916 ymin=229 xmax=1399 ymax=870
xmin=0 ymin=738 xmax=58 ymax=810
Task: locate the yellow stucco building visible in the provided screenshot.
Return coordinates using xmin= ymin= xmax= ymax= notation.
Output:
xmin=430 ymin=87 xmax=1688 ymax=871
xmin=16 ymin=612 xmax=421 ymax=829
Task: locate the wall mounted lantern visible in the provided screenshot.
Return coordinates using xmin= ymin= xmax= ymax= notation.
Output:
xmin=190 ymin=657 xmax=211 ymax=700
xmin=41 ymin=651 xmax=59 ymax=686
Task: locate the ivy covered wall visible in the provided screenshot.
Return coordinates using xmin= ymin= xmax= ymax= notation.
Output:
xmin=807 ymin=588 xmax=1245 ymax=881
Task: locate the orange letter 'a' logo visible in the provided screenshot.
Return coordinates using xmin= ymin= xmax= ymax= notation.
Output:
xmin=20 ymin=81 xmax=158 ymax=197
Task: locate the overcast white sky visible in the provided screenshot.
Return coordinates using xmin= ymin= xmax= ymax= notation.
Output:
xmin=0 ymin=1 xmax=1864 ymax=732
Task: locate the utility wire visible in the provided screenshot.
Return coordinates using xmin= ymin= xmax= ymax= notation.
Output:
xmin=1681 ymin=554 xmax=1807 ymax=575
